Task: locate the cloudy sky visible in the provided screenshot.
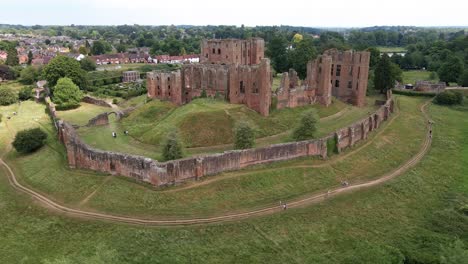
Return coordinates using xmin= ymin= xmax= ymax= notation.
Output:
xmin=2 ymin=0 xmax=467 ymax=27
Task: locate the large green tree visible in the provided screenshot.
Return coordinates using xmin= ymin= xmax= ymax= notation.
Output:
xmin=266 ymin=35 xmax=289 ymax=73
xmin=6 ymin=47 xmax=19 ymax=66
xmin=90 ymin=40 xmax=111 ymax=55
xmin=42 ymin=55 xmax=88 ymax=90
xmin=52 ymin=77 xmax=84 ymax=107
xmin=374 ymin=54 xmax=400 ymax=93
xmin=287 ymin=37 xmax=317 ymax=79
xmin=438 ymin=56 xmax=464 ymax=85
xmin=234 ymin=122 xmax=255 ymax=150
xmin=292 ymin=109 xmax=319 ymax=141
xmin=19 ymin=66 xmax=40 ymax=85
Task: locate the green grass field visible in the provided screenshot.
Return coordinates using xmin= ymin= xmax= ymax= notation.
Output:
xmin=55 ymin=102 xmax=112 ymax=126
xmin=0 ymin=95 xmax=467 ymax=263
xmin=402 ymin=70 xmax=438 ymax=85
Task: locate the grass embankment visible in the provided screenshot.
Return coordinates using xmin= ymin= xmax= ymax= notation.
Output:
xmin=56 ymin=102 xmax=112 ymax=126
xmin=9 ymin=96 xmax=425 ymax=218
xmin=77 ymin=96 xmax=377 ymax=159
xmin=0 ymin=96 xmax=467 ymax=263
xmin=377 ymin=46 xmax=407 ymax=53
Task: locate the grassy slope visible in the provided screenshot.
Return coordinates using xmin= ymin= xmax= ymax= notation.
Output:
xmin=0 ymin=96 xmax=467 ymax=263
xmin=377 ymin=46 xmax=408 ymax=53
xmin=56 ymin=102 xmax=112 ymax=126
xmin=77 ymin=97 xmax=376 ymax=158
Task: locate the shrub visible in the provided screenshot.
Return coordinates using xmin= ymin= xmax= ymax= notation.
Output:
xmin=292 ymin=109 xmax=319 ymax=141
xmin=12 ymin=128 xmax=47 ymax=154
xmin=112 ymin=98 xmax=118 ymax=104
xmin=18 ymin=86 xmax=33 ymax=101
xmin=162 ymin=131 xmax=183 ymax=161
xmin=200 ymin=88 xmax=207 ymax=98
xmin=234 ymin=122 xmax=255 ymax=149
xmin=434 ymin=91 xmax=464 ymax=105
xmin=0 ymin=87 xmax=18 ymax=105
xmin=327 ymin=134 xmax=338 ymax=155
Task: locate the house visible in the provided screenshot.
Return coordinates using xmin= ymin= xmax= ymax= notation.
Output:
xmin=154 ymin=54 xmax=199 ymax=64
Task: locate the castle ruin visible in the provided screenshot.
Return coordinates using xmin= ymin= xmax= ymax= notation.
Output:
xmin=147 ymin=38 xmax=370 ymax=116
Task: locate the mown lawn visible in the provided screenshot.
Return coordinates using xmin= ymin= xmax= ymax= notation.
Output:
xmin=402 ymin=70 xmax=437 ymax=85
xmin=0 ymin=95 xmax=466 ymax=263
xmin=55 ymin=102 xmax=112 ymax=126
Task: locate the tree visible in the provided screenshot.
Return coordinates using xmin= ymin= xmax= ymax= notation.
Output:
xmin=42 ymin=55 xmax=88 ymax=90
xmin=287 ymin=37 xmax=317 ymax=79
xmin=12 ymin=128 xmax=47 ymax=154
xmin=45 ymin=39 xmax=51 ymax=45
xmin=80 ymin=57 xmax=96 ymax=72
xmin=292 ymin=33 xmax=303 ymax=43
xmin=19 ymin=66 xmax=39 ymax=84
xmin=0 ymin=87 xmax=18 ymax=105
xmin=116 ymin=44 xmax=126 ymax=53
xmin=458 ymin=70 xmax=468 ymax=87
xmin=162 ymin=131 xmax=183 ymax=161
xmin=27 ymin=50 xmax=33 ymax=65
xmin=78 ymin=46 xmax=88 ymax=55
xmin=18 ymin=86 xmax=32 ymax=101
xmin=234 ymin=122 xmax=255 ymax=149
xmin=52 ymin=77 xmax=84 ymax=107
xmin=292 ymin=109 xmax=319 ymax=141
xmin=366 ymin=47 xmax=381 ymax=68
xmin=374 ymin=54 xmax=399 ymax=93
xmin=0 ymin=65 xmax=15 ymax=80
xmin=438 ymin=56 xmax=464 ymax=85
xmin=6 ymin=47 xmax=19 ymax=66
xmin=91 ymin=40 xmax=111 ymax=55
xmin=266 ymin=34 xmax=289 ymax=73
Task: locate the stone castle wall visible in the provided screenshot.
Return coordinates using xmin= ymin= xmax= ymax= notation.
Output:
xmin=46 ymin=92 xmax=394 ymax=187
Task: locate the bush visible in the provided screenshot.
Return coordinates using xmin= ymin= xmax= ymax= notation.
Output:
xmin=18 ymin=86 xmax=33 ymax=101
xmin=162 ymin=131 xmax=183 ymax=161
xmin=0 ymin=65 xmax=16 ymax=80
xmin=234 ymin=122 xmax=255 ymax=150
xmin=327 ymin=134 xmax=338 ymax=155
xmin=434 ymin=91 xmax=464 ymax=105
xmin=12 ymin=128 xmax=47 ymax=154
xmin=52 ymin=77 xmax=84 ymax=107
xmin=112 ymin=98 xmax=118 ymax=104
xmin=292 ymin=109 xmax=319 ymax=141
xmin=55 ymin=103 xmax=80 ymax=111
xmin=0 ymin=87 xmax=18 ymax=105
xmin=200 ymin=88 xmax=207 ymax=98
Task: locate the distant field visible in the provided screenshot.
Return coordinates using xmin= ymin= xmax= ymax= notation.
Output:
xmin=377 ymin=46 xmax=407 ymax=53
xmin=402 ymin=70 xmax=437 ymax=85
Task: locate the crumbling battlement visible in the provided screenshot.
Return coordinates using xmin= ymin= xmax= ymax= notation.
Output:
xmin=47 ymin=92 xmax=394 ymax=188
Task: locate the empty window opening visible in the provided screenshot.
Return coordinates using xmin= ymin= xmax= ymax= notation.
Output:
xmin=347 ymin=81 xmax=352 ymax=89
xmin=156 ymin=76 xmax=159 ymax=81
xmin=318 ymin=67 xmax=322 ymax=74
xmin=168 ymin=92 xmax=171 ymax=96
xmin=356 ymin=81 xmax=359 ymax=90
xmin=357 ymin=67 xmax=361 ymax=79
xmin=336 ymin=65 xmax=341 ymax=77
xmin=239 ymin=81 xmax=245 ymax=94
xmin=252 ymin=82 xmax=258 ymax=93
xmin=218 ymin=48 xmax=221 ymax=54
xmin=349 ymin=66 xmax=353 ymax=76
xmin=335 ymin=80 xmax=340 ymax=88
xmin=167 ymin=77 xmax=170 ymax=81
xmin=212 ymin=48 xmax=215 ymax=54
xmin=331 ymin=64 xmax=334 ymax=75
xmin=205 ymin=53 xmax=208 ymax=58
xmin=168 ymin=85 xmax=171 ymax=90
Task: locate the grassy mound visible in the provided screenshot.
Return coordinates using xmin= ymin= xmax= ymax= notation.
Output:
xmin=121 ymin=98 xmax=348 ymax=147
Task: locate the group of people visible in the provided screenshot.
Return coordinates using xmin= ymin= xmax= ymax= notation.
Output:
xmin=112 ymin=130 xmax=129 ymax=138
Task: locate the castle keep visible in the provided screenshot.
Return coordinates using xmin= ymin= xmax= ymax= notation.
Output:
xmin=147 ymin=38 xmax=370 ymax=116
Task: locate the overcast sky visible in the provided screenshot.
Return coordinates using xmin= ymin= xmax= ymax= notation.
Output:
xmin=2 ymin=0 xmax=467 ymax=27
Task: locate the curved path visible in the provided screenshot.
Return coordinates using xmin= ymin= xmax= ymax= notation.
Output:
xmin=0 ymin=99 xmax=432 ymax=226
